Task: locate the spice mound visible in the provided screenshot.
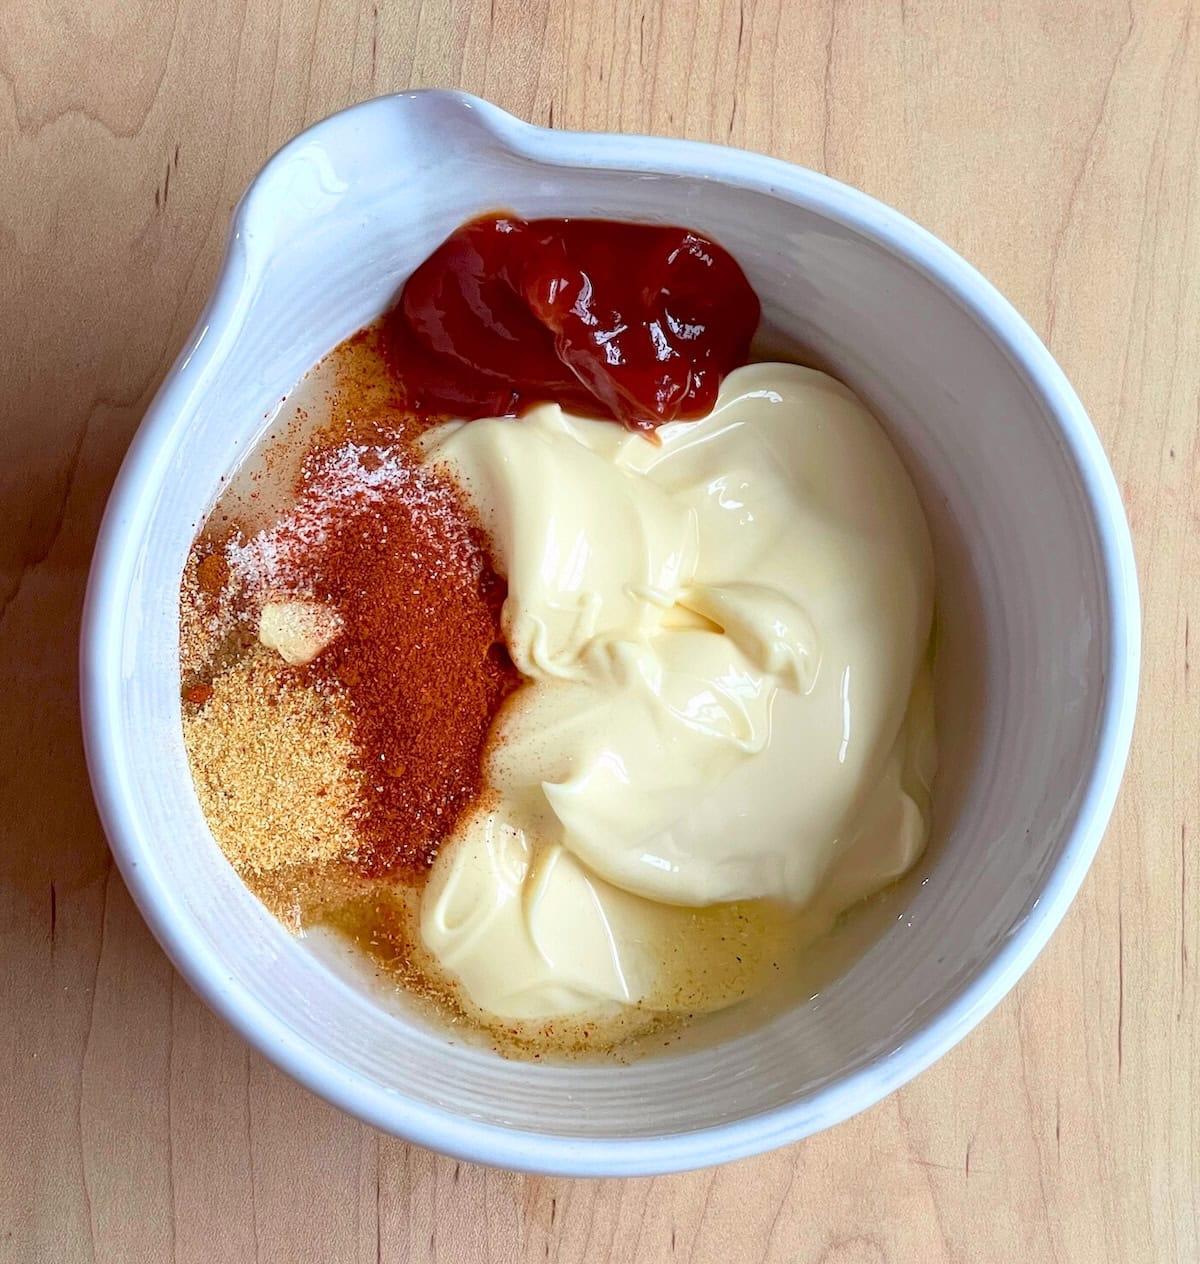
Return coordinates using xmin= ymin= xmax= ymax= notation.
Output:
xmin=181 ymin=355 xmax=521 ymax=927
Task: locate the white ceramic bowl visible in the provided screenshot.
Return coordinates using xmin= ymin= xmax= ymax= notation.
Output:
xmin=80 ymin=90 xmax=1139 ymax=1176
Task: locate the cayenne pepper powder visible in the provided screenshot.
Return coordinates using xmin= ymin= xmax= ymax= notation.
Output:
xmin=258 ymin=432 xmax=520 ymax=878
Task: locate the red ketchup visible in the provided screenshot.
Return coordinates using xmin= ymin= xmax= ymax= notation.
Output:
xmin=384 ymin=215 xmax=760 ymax=433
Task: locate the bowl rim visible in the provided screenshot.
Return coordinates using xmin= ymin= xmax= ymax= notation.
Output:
xmin=79 ymin=88 xmax=1140 ymax=1176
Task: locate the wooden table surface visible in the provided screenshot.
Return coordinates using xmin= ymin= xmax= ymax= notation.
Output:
xmin=3 ymin=2 xmax=1196 ymax=1261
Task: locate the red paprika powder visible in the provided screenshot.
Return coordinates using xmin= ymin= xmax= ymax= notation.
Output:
xmin=263 ymin=427 xmax=520 ymax=878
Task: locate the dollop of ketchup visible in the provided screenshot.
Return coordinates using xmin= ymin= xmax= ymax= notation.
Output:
xmin=384 ymin=215 xmax=760 ymax=433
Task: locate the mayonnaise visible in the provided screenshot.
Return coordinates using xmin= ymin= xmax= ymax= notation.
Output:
xmin=418 ymin=363 xmax=936 ymax=1021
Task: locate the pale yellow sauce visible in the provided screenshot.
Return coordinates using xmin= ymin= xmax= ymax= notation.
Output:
xmin=408 ymin=362 xmax=937 ymax=1022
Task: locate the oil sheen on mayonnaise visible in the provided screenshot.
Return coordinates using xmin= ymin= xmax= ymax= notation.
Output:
xmin=417 ymin=362 xmax=936 ymax=1023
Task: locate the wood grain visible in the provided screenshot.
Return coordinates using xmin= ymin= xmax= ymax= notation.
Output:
xmin=2 ymin=2 xmax=1196 ymax=1260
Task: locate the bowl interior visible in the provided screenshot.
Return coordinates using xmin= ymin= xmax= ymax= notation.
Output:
xmin=87 ymin=94 xmax=1122 ymax=1164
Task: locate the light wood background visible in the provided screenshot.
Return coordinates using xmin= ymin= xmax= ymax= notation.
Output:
xmin=2 ymin=1 xmax=1196 ymax=1260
